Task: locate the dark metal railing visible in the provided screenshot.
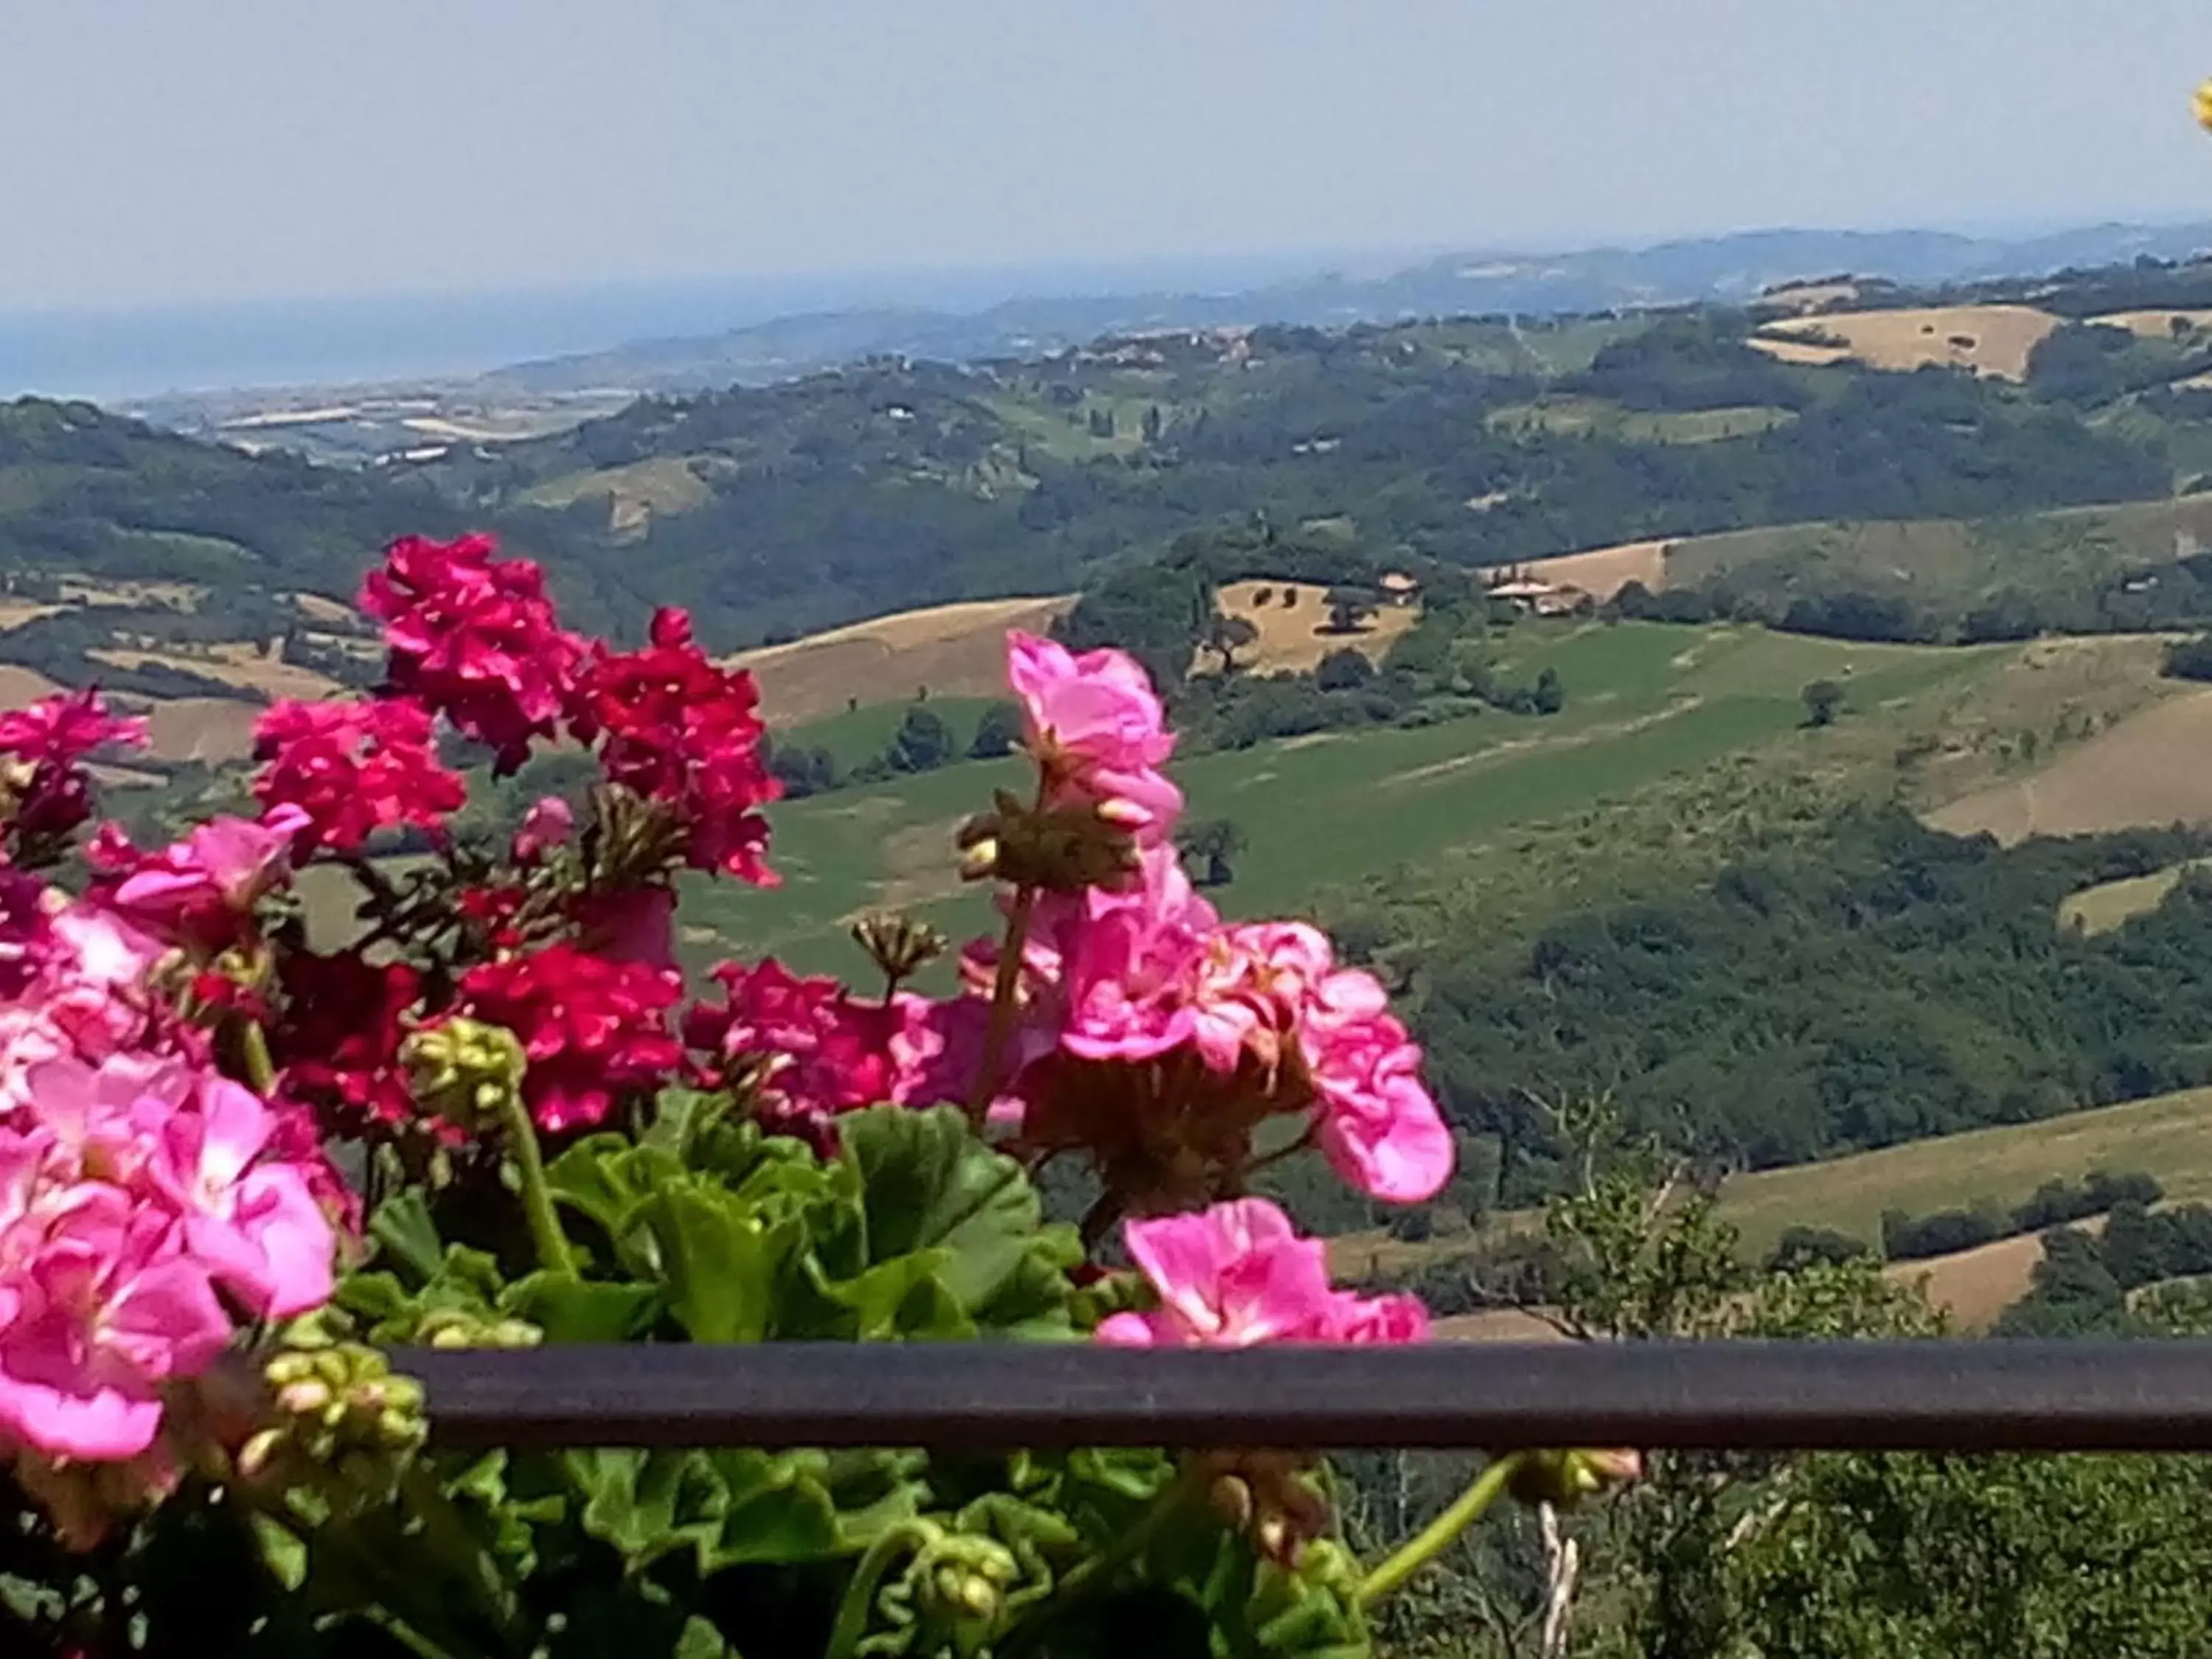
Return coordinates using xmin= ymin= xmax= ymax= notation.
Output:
xmin=396 ymin=1340 xmax=2212 ymax=1454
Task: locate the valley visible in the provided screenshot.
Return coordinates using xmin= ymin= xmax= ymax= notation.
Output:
xmin=19 ymin=251 xmax=2212 ymax=1337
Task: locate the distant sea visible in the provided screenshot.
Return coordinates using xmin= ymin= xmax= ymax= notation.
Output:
xmin=0 ymin=251 xmax=1368 ymax=403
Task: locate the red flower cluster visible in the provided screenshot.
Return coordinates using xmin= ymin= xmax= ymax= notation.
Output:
xmin=449 ymin=944 xmax=682 ymax=1133
xmin=0 ymin=690 xmax=147 ymax=847
xmin=573 ymin=608 xmax=779 ymax=883
xmin=684 ymin=959 xmax=934 ymax=1147
xmin=358 ymin=533 xmax=582 ymax=773
xmin=251 ymin=698 xmax=465 ymax=853
xmin=272 ymin=952 xmax=425 ymax=1135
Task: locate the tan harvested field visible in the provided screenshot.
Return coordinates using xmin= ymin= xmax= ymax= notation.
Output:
xmin=88 ymin=641 xmax=346 ymax=704
xmin=1203 ymin=580 xmax=1417 ymax=675
xmin=2088 ymin=309 xmax=2212 ymax=338
xmin=1747 ymin=335 xmax=1852 ymax=368
xmin=1750 ymin=305 xmax=2063 ymax=381
xmin=1927 ymin=686 xmax=2212 ymax=844
xmin=728 ymin=595 xmax=1077 ymax=726
xmin=1886 ymin=1233 xmax=2052 ymax=1332
xmin=2058 ymin=859 xmax=2212 ymax=936
xmin=1433 ymin=1310 xmax=1573 ymax=1343
xmin=0 ymin=665 xmax=62 ymax=711
xmin=1503 ymin=538 xmax=1673 ymax=601
xmin=0 ymin=602 xmax=61 ymax=631
xmin=139 ymin=698 xmax=261 ymax=765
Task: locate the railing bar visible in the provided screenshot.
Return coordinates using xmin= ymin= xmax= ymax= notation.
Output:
xmin=386 ymin=1341 xmax=2212 ymax=1453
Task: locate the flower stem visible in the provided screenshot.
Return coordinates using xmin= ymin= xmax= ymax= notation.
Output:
xmin=496 ymin=1090 xmax=576 ymax=1277
xmin=239 ymin=1019 xmax=277 ymax=1095
xmin=825 ymin=1521 xmax=933 ymax=1659
xmin=998 ymin=1471 xmax=1196 ymax=1658
xmin=968 ymin=882 xmax=1037 ymax=1125
xmin=1356 ymin=1452 xmax=1526 ymax=1607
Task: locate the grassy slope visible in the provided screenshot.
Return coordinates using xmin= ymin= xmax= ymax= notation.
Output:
xmin=685 ymin=620 xmax=2011 ymax=975
xmin=1660 ymin=493 xmax=2212 ymax=605
xmin=1716 ymin=1088 xmax=2212 ymax=1256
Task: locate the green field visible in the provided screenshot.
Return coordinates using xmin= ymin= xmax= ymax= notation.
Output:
xmin=778 ymin=696 xmax=1000 ymax=771
xmin=1663 ymin=493 xmax=2212 ymax=611
xmin=684 ymin=620 xmax=2011 ymax=975
xmin=1714 ymin=1087 xmax=2212 ymax=1256
xmin=1487 ymin=397 xmax=1798 ymax=445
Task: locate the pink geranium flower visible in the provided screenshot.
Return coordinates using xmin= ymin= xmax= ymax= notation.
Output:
xmin=684 ymin=957 xmax=944 ymax=1147
xmin=512 ymin=795 xmax=574 ymax=863
xmin=1095 ymin=1198 xmax=1427 ymax=1347
xmin=0 ymin=1191 xmax=231 ymax=1461
xmin=252 ymin=698 xmax=465 ymax=853
xmin=101 ymin=807 xmax=310 ymax=952
xmin=0 ymin=689 xmax=147 ymax=847
xmin=139 ymin=1069 xmax=334 ymax=1318
xmin=1301 ymin=983 xmax=1454 ymax=1205
xmin=1005 ymin=632 xmax=1183 ymax=840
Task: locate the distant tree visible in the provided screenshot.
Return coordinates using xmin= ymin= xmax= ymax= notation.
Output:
xmin=1315 ymin=647 xmax=1374 ymax=692
xmin=967 ymin=700 xmax=1024 ymax=760
xmin=1203 ymin=612 xmax=1261 ymax=674
xmin=1801 ymin=678 xmax=1846 ymax=726
xmin=1763 ymin=1225 xmax=1871 ymax=1273
xmin=886 ymin=705 xmax=955 ymax=773
xmin=1175 ymin=817 xmax=1249 ymax=887
xmin=1141 ymin=403 xmax=1163 ymax=443
xmin=2165 ymin=633 xmax=2212 ymax=682
xmin=1324 ymin=585 xmax=1377 ymax=634
xmin=1534 ymin=665 xmax=1565 ymax=715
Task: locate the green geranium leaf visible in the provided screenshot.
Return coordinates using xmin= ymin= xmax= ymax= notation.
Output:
xmin=824 ymin=1248 xmax=971 ymax=1340
xmin=501 ymin=1272 xmax=662 ymax=1342
xmin=367 ymin=1188 xmax=446 ymax=1284
xmin=837 ymin=1106 xmax=1081 ymax=1331
xmin=638 ymin=1182 xmax=795 ymax=1343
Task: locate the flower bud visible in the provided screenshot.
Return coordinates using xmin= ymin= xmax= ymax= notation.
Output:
xmin=401 ymin=1016 xmax=528 ymax=1135
xmin=1506 ymin=1447 xmax=1644 ymax=1510
xmin=850 ymin=911 xmax=948 ymax=985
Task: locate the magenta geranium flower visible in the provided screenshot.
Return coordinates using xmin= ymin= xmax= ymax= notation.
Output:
xmin=573 ymin=608 xmax=779 ymax=883
xmin=252 ymin=698 xmax=465 ymax=854
xmin=358 ymin=533 xmax=584 ymax=772
xmin=449 ymin=944 xmax=683 ymax=1133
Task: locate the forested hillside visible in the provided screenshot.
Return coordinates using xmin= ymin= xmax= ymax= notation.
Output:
xmin=18 ymin=254 xmax=2212 ymax=677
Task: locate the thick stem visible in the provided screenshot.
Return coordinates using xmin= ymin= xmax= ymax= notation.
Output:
xmin=495 ymin=1089 xmax=577 ymax=1277
xmin=1356 ymin=1452 xmax=1527 ymax=1607
xmin=999 ymin=1472 xmax=1195 ymax=1659
xmin=967 ymin=883 xmax=1037 ymax=1125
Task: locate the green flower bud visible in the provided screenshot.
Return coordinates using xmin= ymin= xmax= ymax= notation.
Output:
xmin=1506 ymin=1447 xmax=1644 ymax=1510
xmin=401 ymin=1017 xmax=528 ymax=1135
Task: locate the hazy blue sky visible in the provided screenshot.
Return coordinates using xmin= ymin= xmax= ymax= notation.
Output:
xmin=7 ymin=0 xmax=2212 ymax=311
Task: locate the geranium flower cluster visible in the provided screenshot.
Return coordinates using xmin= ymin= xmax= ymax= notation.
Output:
xmin=0 ymin=860 xmax=336 ymax=1468
xmin=0 ymin=689 xmax=147 ymax=855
